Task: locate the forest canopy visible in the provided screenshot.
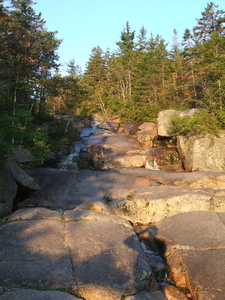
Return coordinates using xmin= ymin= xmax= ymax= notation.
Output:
xmin=1 ymin=1 xmax=225 ymax=161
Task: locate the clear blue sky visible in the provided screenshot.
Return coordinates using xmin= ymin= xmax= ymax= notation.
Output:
xmin=6 ymin=0 xmax=225 ymax=74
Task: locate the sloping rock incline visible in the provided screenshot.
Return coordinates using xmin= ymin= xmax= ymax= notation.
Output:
xmin=0 ymin=207 xmax=154 ymax=300
xmin=108 ymin=185 xmax=224 ymax=225
xmin=24 ymin=168 xmax=225 ymax=225
xmin=151 ymin=211 xmax=225 ymax=299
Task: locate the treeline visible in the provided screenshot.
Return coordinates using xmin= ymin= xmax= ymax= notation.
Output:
xmin=1 ymin=1 xmax=225 ymax=162
xmin=81 ymin=2 xmax=225 ymax=123
xmin=0 ymin=0 xmax=81 ymax=161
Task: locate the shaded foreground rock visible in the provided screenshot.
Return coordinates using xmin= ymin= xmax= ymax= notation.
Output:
xmin=151 ymin=211 xmax=225 ymax=299
xmin=0 ymin=289 xmax=82 ymax=300
xmin=6 ymin=160 xmax=39 ymax=191
xmin=0 ymin=168 xmax=17 ymax=217
xmin=0 ymin=208 xmax=154 ymax=300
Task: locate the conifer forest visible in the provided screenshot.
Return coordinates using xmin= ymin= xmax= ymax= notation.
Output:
xmin=1 ymin=1 xmax=225 ymax=161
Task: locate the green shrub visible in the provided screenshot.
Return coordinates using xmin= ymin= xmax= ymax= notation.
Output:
xmin=169 ymin=110 xmax=221 ymax=136
xmin=48 ymin=121 xmax=79 ymax=152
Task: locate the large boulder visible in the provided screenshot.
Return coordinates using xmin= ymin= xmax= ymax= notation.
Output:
xmin=177 ymin=133 xmax=225 ymax=171
xmin=151 ymin=211 xmax=225 ymax=299
xmin=6 ymin=160 xmax=39 ymax=191
xmin=0 ymin=208 xmax=155 ymax=300
xmin=86 ymin=135 xmax=148 ymax=169
xmin=157 ymin=109 xmax=198 ymax=137
xmin=136 ymin=123 xmax=157 ymax=148
xmin=0 ymin=168 xmax=17 ymax=217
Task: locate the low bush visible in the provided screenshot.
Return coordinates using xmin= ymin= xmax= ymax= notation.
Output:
xmin=169 ymin=110 xmax=221 ymax=136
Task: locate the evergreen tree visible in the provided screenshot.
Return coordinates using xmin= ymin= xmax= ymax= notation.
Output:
xmin=170 ymin=29 xmax=185 ymax=103
xmin=136 ymin=26 xmax=147 ymax=52
xmin=0 ymin=0 xmax=61 ymax=160
xmin=83 ymin=46 xmax=108 ymax=117
xmin=66 ymin=59 xmax=82 ymax=79
xmin=114 ymin=22 xmax=136 ymax=102
xmin=193 ymin=2 xmax=225 ymax=42
xmin=116 ymin=21 xmax=135 ymax=54
xmin=182 ymin=28 xmax=198 ymax=104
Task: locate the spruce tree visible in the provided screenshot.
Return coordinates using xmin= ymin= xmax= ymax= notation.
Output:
xmin=0 ymin=0 xmax=61 ymax=160
xmin=193 ymin=2 xmax=225 ymax=42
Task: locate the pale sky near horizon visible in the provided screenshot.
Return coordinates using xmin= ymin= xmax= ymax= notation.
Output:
xmin=4 ymin=0 xmax=225 ymax=74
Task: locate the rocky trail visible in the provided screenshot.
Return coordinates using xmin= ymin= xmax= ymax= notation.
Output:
xmin=1 ymin=113 xmax=225 ymax=299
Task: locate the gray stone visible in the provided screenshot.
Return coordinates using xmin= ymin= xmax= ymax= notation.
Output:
xmin=0 ymin=289 xmax=81 ymax=300
xmin=152 ymin=211 xmax=225 ymax=253
xmin=0 ymin=220 xmax=74 ymax=289
xmin=74 ymin=199 xmax=113 ymax=215
xmin=23 ymin=169 xmax=104 ymax=209
xmin=86 ymin=135 xmax=148 ymax=169
xmin=12 ymin=148 xmax=35 ymax=163
xmin=63 ymin=209 xmax=132 ymax=228
xmin=7 ymin=207 xmax=62 ymax=222
xmin=6 ymin=160 xmax=39 ymax=191
xmin=109 ymin=185 xmax=216 ymax=225
xmin=0 ymin=168 xmax=17 ymax=217
xmin=152 ymin=211 xmax=225 ymax=299
xmin=177 ymin=133 xmax=225 ymax=171
xmin=65 ymin=218 xmax=153 ymax=299
xmin=0 ymin=209 xmax=154 ymax=300
xmin=25 ymin=167 xmax=225 ymax=205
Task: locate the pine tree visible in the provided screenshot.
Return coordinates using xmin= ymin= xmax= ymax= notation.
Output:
xmin=116 ymin=21 xmax=135 ymax=54
xmin=115 ymin=22 xmax=136 ymax=102
xmin=0 ymin=0 xmax=61 ymax=159
xmin=191 ymin=3 xmax=225 ymax=111
xmin=182 ymin=28 xmax=198 ymax=104
xmin=83 ymin=46 xmax=108 ymax=117
xmin=136 ymin=26 xmax=147 ymax=52
xmin=193 ymin=2 xmax=225 ymax=42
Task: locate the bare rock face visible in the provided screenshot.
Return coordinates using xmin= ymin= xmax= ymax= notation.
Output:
xmin=136 ymin=122 xmax=157 ymax=148
xmin=177 ymin=133 xmax=225 ymax=171
xmin=157 ymin=109 xmax=198 ymax=137
xmin=0 ymin=289 xmax=82 ymax=300
xmin=97 ymin=121 xmax=120 ymax=132
xmin=117 ymin=123 xmax=141 ymax=136
xmin=0 ymin=208 xmax=154 ymax=300
xmin=0 ymin=168 xmax=17 ymax=217
xmin=6 ymin=160 xmax=39 ymax=191
xmin=108 ymin=185 xmax=218 ymax=225
xmin=151 ymin=211 xmax=225 ymax=299
xmin=86 ymin=135 xmax=148 ymax=169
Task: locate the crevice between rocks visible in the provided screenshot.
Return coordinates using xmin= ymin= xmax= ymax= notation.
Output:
xmin=62 ymin=222 xmax=80 ymax=297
